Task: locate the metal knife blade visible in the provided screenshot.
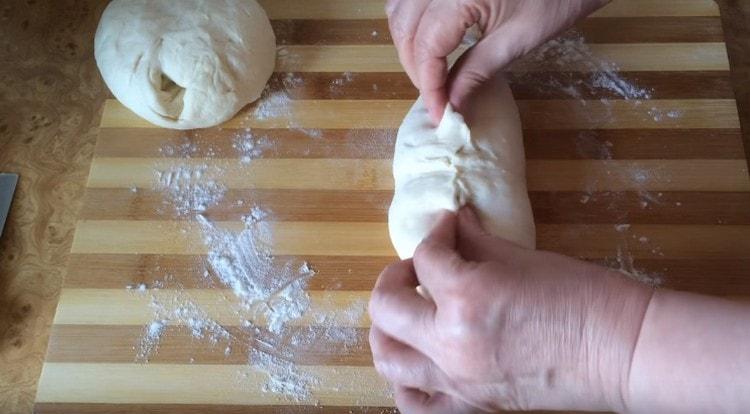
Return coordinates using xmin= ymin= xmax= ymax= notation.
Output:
xmin=0 ymin=173 xmax=19 ymax=237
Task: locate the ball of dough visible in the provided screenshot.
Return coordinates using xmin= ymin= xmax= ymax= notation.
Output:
xmin=389 ymin=76 xmax=536 ymax=259
xmin=95 ymin=0 xmax=276 ymax=129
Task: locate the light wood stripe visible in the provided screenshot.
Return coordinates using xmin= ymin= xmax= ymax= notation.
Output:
xmin=258 ymin=0 xmax=720 ymax=19
xmin=70 ymin=221 xmax=394 ymax=256
xmin=592 ymin=0 xmax=719 ymax=17
xmin=35 ymin=403 xmax=399 ymax=414
xmin=70 ymin=221 xmax=750 ymax=260
xmin=46 ymin=325 xmax=372 ymax=365
xmin=62 ymin=254 xmax=750 ymax=296
xmin=85 ymin=158 xmax=750 ymax=192
xmin=36 ymin=363 xmax=391 ymax=406
xmin=273 ymin=44 xmax=729 ymax=73
xmin=64 ymin=255 xmax=389 ymax=291
xmin=79 ymin=188 xmax=750 ymax=225
xmin=54 ymin=289 xmax=370 ymax=327
xmin=100 ymin=99 xmax=740 ymax=130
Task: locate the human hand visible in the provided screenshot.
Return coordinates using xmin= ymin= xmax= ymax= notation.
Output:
xmin=386 ymin=0 xmax=610 ymax=122
xmin=368 ymin=207 xmax=653 ymax=413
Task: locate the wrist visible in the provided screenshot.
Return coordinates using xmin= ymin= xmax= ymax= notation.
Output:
xmin=581 ymin=269 xmax=654 ymax=412
xmin=585 ymin=270 xmax=654 ymax=413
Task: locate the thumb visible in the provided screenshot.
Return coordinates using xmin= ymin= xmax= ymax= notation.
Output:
xmin=412 ymin=210 xmax=465 ymax=289
xmin=456 ymin=205 xmax=528 ymax=263
xmin=447 ymin=29 xmax=522 ymax=114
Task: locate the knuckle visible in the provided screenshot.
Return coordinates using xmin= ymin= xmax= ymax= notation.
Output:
xmin=412 ymin=238 xmax=436 ymax=262
xmin=368 ymin=289 xmax=388 ymax=316
xmin=385 ymin=0 xmax=399 ymax=16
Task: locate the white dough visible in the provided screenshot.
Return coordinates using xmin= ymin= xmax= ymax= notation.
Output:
xmin=95 ymin=0 xmax=276 ymax=129
xmin=388 ymin=76 xmax=536 ymax=259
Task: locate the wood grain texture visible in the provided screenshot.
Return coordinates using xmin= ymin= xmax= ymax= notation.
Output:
xmin=53 ymin=289 xmax=370 ymax=327
xmin=32 ymin=0 xmax=750 ymax=412
xmin=36 ymin=363 xmax=391 ymax=406
xmin=69 ymin=221 xmax=750 ymax=260
xmin=591 ymin=0 xmax=719 ymax=17
xmin=84 ymin=158 xmax=750 ymax=192
xmin=0 ymin=1 xmax=109 ymax=413
xmin=94 ymin=127 xmax=745 ymax=160
xmin=264 ymin=71 xmax=736 ymax=100
xmin=100 ymin=98 xmax=741 ymax=129
xmin=44 ymin=325 xmax=372 ymax=365
xmin=271 ymin=17 xmax=725 ymax=45
xmin=35 ymin=404 xmax=399 ymax=414
xmin=717 ymin=0 xmax=750 ymax=168
xmin=77 ymin=189 xmax=750 ymax=225
xmin=60 ymin=253 xmax=750 ymax=296
xmin=257 ymin=0 xmax=721 ymax=19
xmin=272 ymin=43 xmax=730 ymax=73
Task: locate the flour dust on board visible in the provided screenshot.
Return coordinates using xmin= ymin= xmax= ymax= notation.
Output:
xmin=126 ymin=32 xmax=671 ymax=403
xmin=131 ymin=124 xmax=366 ymax=402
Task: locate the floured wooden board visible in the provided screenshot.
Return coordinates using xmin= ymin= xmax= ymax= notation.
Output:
xmin=35 ymin=0 xmax=750 ymax=412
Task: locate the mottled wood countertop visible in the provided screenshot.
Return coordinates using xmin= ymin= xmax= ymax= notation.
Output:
xmin=0 ymin=0 xmax=748 ymax=413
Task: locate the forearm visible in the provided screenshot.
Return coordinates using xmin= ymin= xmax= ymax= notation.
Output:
xmin=626 ymin=290 xmax=750 ymax=413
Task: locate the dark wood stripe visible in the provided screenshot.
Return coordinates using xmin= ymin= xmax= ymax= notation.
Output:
xmin=94 ymin=128 xmax=745 ymax=160
xmin=272 ymin=19 xmax=391 ymax=45
xmin=65 ymin=254 xmax=750 ymax=295
xmin=79 ymin=188 xmax=750 ymax=225
xmin=45 ymin=325 xmax=371 ymax=366
xmin=615 ymin=258 xmax=750 ymax=296
xmin=716 ymin=0 xmax=750 ymax=170
xmin=269 ymin=17 xmax=723 ymax=45
xmin=35 ymin=403 xmax=401 ymax=414
xmin=523 ymin=129 xmax=744 ymax=159
xmin=266 ymin=72 xmax=416 ymax=100
xmin=106 ymin=70 xmax=736 ymax=101
xmin=266 ymin=71 xmax=734 ymax=100
xmin=508 ymin=71 xmax=734 ymax=100
xmin=576 ymin=17 xmax=724 ymax=43
xmin=528 ymin=191 xmax=750 ymax=224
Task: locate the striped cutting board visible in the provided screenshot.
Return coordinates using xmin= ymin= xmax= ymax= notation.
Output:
xmin=35 ymin=0 xmax=750 ymax=412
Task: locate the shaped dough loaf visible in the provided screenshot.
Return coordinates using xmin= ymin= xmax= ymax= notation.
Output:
xmin=388 ymin=76 xmax=536 ymax=259
xmin=95 ymin=0 xmax=276 ymax=129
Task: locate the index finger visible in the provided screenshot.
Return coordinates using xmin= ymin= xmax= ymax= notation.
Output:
xmin=368 ymin=259 xmax=437 ymax=354
xmin=386 ymin=0 xmax=432 ymax=89
xmin=413 ymin=0 xmax=478 ymax=122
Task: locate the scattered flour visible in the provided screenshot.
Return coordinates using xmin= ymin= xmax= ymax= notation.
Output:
xmin=155 ymin=165 xmax=226 ymax=216
xmin=528 ymin=34 xmax=652 ymax=101
xmin=196 ymin=211 xmax=315 ymax=334
xmin=610 ymin=247 xmax=663 ymax=287
xmin=253 ymin=91 xmax=292 ymax=122
xmin=232 ymin=129 xmax=267 ymax=164
xmin=135 ymin=31 xmax=680 ymax=403
xmin=248 ymin=348 xmax=320 ymax=402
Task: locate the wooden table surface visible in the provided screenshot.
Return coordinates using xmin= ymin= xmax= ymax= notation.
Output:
xmin=1 ymin=0 xmax=749 ymax=413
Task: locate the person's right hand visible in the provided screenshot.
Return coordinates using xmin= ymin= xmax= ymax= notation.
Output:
xmin=386 ymin=0 xmax=610 ymax=123
xmin=369 ymin=207 xmax=653 ymax=412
